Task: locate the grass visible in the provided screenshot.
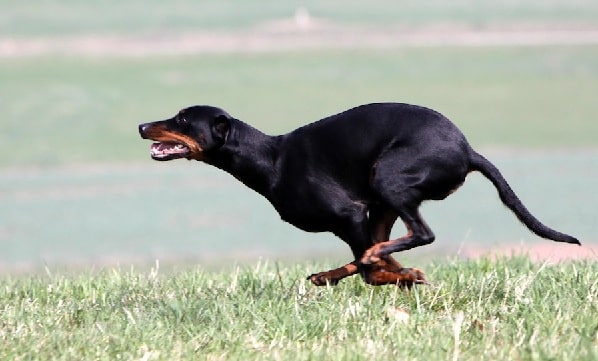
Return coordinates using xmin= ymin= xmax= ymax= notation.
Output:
xmin=1 ymin=257 xmax=597 ymax=360
xmin=2 ymin=4 xmax=596 ymax=358
xmin=1 ymin=152 xmax=596 ymax=272
xmin=3 ymin=0 xmax=598 ymax=37
xmin=1 ymin=45 xmax=596 ymax=272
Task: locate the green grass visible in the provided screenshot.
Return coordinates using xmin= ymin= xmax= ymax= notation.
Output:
xmin=3 ymin=0 xmax=598 ymax=37
xmin=1 ymin=152 xmax=596 ymax=272
xmin=1 ymin=257 xmax=597 ymax=360
xmin=1 ymin=46 xmax=598 ymax=166
xmin=2 ymin=5 xmax=596 ymax=357
xmin=1 ymin=46 xmax=597 ymax=271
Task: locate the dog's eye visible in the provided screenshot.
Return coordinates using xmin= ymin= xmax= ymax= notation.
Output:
xmin=177 ymin=117 xmax=189 ymax=125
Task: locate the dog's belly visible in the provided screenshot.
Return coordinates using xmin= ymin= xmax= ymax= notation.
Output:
xmin=269 ymin=183 xmax=367 ymax=234
xmin=278 ymin=210 xmax=332 ymax=233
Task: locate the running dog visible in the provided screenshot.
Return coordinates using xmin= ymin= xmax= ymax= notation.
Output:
xmin=139 ymin=103 xmax=580 ymax=286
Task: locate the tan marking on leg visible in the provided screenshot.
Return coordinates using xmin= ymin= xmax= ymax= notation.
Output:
xmin=362 ymin=266 xmax=427 ymax=287
xmin=361 ymin=226 xmax=413 ymax=265
xmin=308 ymin=261 xmax=359 ymax=286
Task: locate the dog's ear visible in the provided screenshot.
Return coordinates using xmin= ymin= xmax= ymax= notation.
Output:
xmin=212 ymin=114 xmax=230 ymax=143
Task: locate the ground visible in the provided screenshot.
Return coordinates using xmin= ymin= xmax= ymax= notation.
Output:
xmin=466 ymin=242 xmax=597 ymax=263
xmin=2 ymin=18 xmax=598 ymax=57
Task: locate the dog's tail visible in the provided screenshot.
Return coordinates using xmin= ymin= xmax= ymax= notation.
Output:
xmin=469 ymin=150 xmax=580 ymax=245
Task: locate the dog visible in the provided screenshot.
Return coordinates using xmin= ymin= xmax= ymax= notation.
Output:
xmin=139 ymin=103 xmax=580 ymax=286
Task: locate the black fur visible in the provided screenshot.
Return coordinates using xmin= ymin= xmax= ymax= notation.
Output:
xmin=139 ymin=103 xmax=580 ymax=286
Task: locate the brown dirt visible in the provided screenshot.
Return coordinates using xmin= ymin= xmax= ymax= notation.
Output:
xmin=463 ymin=242 xmax=597 ymax=263
xmin=2 ymin=19 xmax=598 ymax=58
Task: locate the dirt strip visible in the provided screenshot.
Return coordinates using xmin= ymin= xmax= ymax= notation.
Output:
xmin=464 ymin=242 xmax=597 ymax=263
xmin=2 ymin=26 xmax=598 ymax=58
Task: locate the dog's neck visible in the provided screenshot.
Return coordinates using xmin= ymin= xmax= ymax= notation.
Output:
xmin=205 ymin=119 xmax=280 ymax=198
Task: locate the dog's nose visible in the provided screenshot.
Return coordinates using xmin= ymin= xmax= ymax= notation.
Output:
xmin=139 ymin=123 xmax=149 ymax=138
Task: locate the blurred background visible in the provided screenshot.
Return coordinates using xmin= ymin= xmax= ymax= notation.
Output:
xmin=1 ymin=0 xmax=597 ymax=273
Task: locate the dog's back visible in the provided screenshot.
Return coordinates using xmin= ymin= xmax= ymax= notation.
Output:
xmin=275 ymin=103 xmax=470 ymax=192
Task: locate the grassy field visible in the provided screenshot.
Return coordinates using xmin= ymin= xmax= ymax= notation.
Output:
xmin=1 ymin=46 xmax=597 ymax=166
xmin=1 ymin=2 xmax=597 ymax=360
xmin=2 ymin=151 xmax=596 ymax=273
xmin=1 ymin=257 xmax=597 ymax=360
xmin=1 ymin=44 xmax=597 ymax=271
xmin=3 ymin=0 xmax=598 ymax=37
xmin=1 ymin=44 xmax=597 ymax=274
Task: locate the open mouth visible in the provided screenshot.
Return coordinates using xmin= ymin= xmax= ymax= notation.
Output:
xmin=150 ymin=142 xmax=191 ymax=161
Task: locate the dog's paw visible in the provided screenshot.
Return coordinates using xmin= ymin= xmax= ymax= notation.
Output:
xmin=400 ymin=268 xmax=429 ymax=286
xmin=307 ymin=272 xmax=339 ymax=286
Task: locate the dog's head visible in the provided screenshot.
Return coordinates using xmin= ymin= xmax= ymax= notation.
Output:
xmin=138 ymin=105 xmax=231 ymax=161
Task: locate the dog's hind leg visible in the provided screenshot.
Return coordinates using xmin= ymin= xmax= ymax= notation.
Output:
xmin=360 ymin=204 xmax=428 ymax=286
xmin=360 ymin=146 xmax=466 ymax=265
xmin=304 ymin=192 xmax=432 ymax=286
xmin=307 ymin=203 xmax=428 ymax=287
xmin=307 ymin=256 xmax=428 ymax=286
xmin=368 ymin=204 xmax=402 ymax=268
xmin=361 ymin=207 xmax=435 ymax=265
xmin=360 ymin=258 xmax=428 ymax=286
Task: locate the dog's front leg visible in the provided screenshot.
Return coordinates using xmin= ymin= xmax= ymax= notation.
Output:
xmin=307 ymin=261 xmax=360 ymax=286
